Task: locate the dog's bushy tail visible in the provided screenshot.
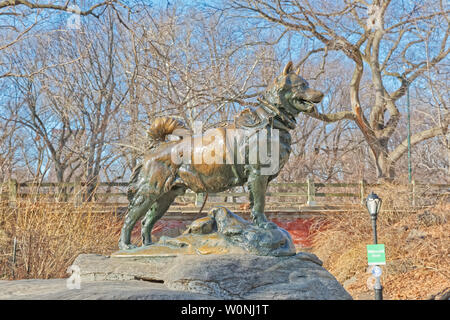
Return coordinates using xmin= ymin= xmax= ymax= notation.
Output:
xmin=127 ymin=117 xmax=186 ymax=201
xmin=147 ymin=117 xmax=187 ymax=143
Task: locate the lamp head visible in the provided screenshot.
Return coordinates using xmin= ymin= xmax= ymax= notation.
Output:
xmin=365 ymin=192 xmax=382 ymax=218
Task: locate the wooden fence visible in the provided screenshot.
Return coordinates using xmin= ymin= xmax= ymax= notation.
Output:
xmin=1 ymin=179 xmax=448 ymax=212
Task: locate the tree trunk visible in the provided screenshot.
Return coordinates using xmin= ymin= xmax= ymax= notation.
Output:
xmin=55 ymin=164 xmax=68 ymax=202
xmin=374 ymin=151 xmax=395 ymax=182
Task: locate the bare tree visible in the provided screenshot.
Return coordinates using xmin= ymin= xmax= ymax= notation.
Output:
xmin=0 ymin=103 xmax=19 ymax=182
xmin=230 ymin=0 xmax=449 ymax=181
xmin=0 ymin=0 xmax=127 ymax=78
xmin=1 ymin=6 xmax=129 ymax=198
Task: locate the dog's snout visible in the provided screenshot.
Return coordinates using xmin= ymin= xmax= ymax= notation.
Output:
xmin=307 ymin=89 xmax=324 ymax=103
xmin=313 ymin=91 xmax=324 ymax=103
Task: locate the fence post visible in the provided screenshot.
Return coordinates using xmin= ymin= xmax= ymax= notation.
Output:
xmin=307 ymin=177 xmax=316 ymax=206
xmin=8 ymin=179 xmax=18 ymax=208
xmin=360 ymin=179 xmax=365 ymax=205
xmin=73 ymin=178 xmax=82 ymax=207
xmin=195 ymin=192 xmax=204 ymax=207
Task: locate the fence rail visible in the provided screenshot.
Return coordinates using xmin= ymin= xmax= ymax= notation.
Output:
xmin=1 ymin=179 xmax=448 ymax=209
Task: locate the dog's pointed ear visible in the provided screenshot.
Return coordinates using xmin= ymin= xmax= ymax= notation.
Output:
xmin=283 ymin=61 xmax=293 ymax=75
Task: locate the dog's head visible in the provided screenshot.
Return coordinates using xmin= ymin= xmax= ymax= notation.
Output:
xmin=263 ymin=61 xmax=324 ymax=116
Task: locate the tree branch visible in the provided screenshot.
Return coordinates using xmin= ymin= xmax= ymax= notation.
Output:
xmin=0 ymin=0 xmax=118 ymax=17
xmin=389 ymin=117 xmax=449 ymax=164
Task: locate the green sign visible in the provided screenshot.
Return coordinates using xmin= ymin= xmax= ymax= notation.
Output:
xmin=367 ymin=244 xmax=386 ymax=265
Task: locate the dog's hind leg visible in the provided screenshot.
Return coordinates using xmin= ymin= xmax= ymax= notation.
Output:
xmin=141 ymin=186 xmax=186 ymax=246
xmin=119 ymin=194 xmax=153 ymax=250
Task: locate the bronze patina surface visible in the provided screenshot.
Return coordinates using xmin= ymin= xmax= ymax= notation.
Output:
xmin=118 ymin=61 xmax=324 ymax=251
xmin=114 ymin=206 xmax=296 ymax=257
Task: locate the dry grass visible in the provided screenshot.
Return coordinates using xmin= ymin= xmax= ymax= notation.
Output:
xmin=310 ymin=183 xmax=450 ymax=300
xmin=0 ymin=200 xmax=122 ymax=280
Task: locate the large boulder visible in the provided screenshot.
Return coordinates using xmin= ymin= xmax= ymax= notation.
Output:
xmin=0 ymin=279 xmax=215 ymax=300
xmin=0 ymin=252 xmax=351 ymax=300
xmin=163 ymin=253 xmax=352 ymax=300
xmin=69 ymin=252 xmax=352 ymax=300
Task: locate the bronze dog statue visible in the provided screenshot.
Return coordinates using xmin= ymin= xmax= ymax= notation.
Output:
xmin=119 ymin=61 xmax=324 ymax=250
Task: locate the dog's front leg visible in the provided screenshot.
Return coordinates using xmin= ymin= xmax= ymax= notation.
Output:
xmin=247 ymin=166 xmax=277 ymax=229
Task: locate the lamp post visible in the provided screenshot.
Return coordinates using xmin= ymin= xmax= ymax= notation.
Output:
xmin=365 ymin=192 xmax=383 ymax=300
xmin=406 ymin=81 xmax=412 ymax=183
xmin=403 ymin=65 xmax=412 ymax=184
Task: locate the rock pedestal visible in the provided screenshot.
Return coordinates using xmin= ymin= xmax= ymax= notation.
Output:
xmin=0 ymin=252 xmax=351 ymax=300
xmin=68 ymin=252 xmax=351 ymax=300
